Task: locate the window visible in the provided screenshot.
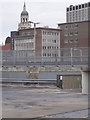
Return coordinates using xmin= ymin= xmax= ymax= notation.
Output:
xmin=69 ymin=39 xmax=73 ymax=43
xmin=64 ymin=33 xmax=68 ymax=37
xmin=82 ymin=4 xmax=84 ymax=8
xmin=70 ymin=7 xmax=72 ymax=11
xmin=43 ymin=53 xmax=46 ymax=57
xmin=74 ymin=38 xmax=78 ymax=42
xmin=67 ymin=8 xmax=69 ymax=12
xmin=43 ymin=39 xmax=46 ymax=42
xmin=43 ymin=31 xmax=46 ymax=35
xmin=64 ymin=40 xmax=68 ymax=44
xmin=23 ymin=18 xmax=25 ymax=22
xmin=43 ymin=46 xmax=46 ymax=49
xmin=88 ymin=2 xmax=90 ymax=7
xmin=65 ymin=25 xmax=68 ymax=29
xmin=73 ymin=6 xmax=75 ymax=10
xmin=70 ymin=32 xmax=73 ymax=36
xmin=52 ymin=40 xmax=56 ymax=43
xmin=47 ymin=46 xmax=51 ymax=49
xmin=85 ymin=3 xmax=88 ymax=7
xmin=22 ymin=32 xmax=25 ymax=36
xmin=74 ymin=24 xmax=78 ymax=28
xmin=27 ymin=32 xmax=30 ymax=36
xmin=74 ymin=31 xmax=78 ymax=35
xmin=76 ymin=6 xmax=78 ymax=10
xmin=52 ymin=46 xmax=56 ymax=49
xmin=48 ymin=53 xmax=51 ymax=57
xmin=79 ymin=5 xmax=81 ymax=9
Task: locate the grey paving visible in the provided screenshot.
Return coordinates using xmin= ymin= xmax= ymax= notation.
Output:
xmin=2 ymin=85 xmax=88 ymax=118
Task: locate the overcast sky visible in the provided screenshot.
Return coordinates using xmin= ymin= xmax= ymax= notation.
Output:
xmin=0 ymin=0 xmax=89 ymax=44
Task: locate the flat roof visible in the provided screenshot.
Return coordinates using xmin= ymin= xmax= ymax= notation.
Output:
xmin=18 ymin=27 xmax=61 ymax=32
xmin=58 ymin=20 xmax=90 ymax=26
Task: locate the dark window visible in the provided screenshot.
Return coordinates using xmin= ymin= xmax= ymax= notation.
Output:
xmin=70 ymin=7 xmax=72 ymax=11
xmin=74 ymin=31 xmax=78 ymax=35
xmin=79 ymin=5 xmax=81 ymax=9
xmin=43 ymin=53 xmax=46 ymax=57
xmin=85 ymin=3 xmax=88 ymax=7
xmin=88 ymin=2 xmax=90 ymax=7
xmin=74 ymin=38 xmax=78 ymax=42
xmin=73 ymin=6 xmax=75 ymax=10
xmin=65 ymin=25 xmax=68 ymax=29
xmin=23 ymin=18 xmax=25 ymax=22
xmin=67 ymin=8 xmax=69 ymax=12
xmin=82 ymin=4 xmax=84 ymax=8
xmin=69 ymin=39 xmax=73 ymax=43
xmin=54 ymin=40 xmax=56 ymax=43
xmin=76 ymin=6 xmax=78 ymax=10
xmin=70 ymin=32 xmax=73 ymax=36
xmin=75 ymin=24 xmax=78 ymax=27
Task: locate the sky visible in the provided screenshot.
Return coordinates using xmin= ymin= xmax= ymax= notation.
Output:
xmin=0 ymin=0 xmax=90 ymax=45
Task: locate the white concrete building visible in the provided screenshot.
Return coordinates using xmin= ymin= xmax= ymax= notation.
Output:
xmin=14 ymin=37 xmax=34 ymax=51
xmin=66 ymin=2 xmax=90 ymax=23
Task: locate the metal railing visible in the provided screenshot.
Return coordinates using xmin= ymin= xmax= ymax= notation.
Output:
xmin=1 ymin=47 xmax=88 ymax=66
xmin=1 ymin=78 xmax=56 ymax=85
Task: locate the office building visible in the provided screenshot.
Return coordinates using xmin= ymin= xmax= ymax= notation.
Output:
xmin=66 ymin=2 xmax=90 ymax=23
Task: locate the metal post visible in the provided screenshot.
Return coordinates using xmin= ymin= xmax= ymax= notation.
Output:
xmin=70 ymin=48 xmax=73 ymax=66
xmin=80 ymin=49 xmax=82 ymax=62
xmin=28 ymin=21 xmax=40 ymax=58
xmin=13 ymin=50 xmax=16 ymax=66
xmin=26 ymin=50 xmax=28 ymax=66
xmin=55 ymin=48 xmax=58 ymax=66
xmin=34 ymin=23 xmax=36 ymax=50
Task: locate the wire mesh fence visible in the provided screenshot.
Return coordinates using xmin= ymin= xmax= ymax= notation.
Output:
xmin=1 ymin=47 xmax=88 ymax=66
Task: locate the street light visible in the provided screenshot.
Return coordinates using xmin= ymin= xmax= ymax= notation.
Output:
xmin=28 ymin=21 xmax=40 ymax=62
xmin=28 ymin=21 xmax=40 ymax=50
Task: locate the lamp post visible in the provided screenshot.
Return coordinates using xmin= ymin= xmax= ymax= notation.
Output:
xmin=28 ymin=21 xmax=40 ymax=49
xmin=28 ymin=21 xmax=40 ymax=54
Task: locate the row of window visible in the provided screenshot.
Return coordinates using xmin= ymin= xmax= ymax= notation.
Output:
xmin=16 ymin=42 xmax=34 ymax=47
xmin=43 ymin=53 xmax=57 ymax=57
xmin=64 ymin=31 xmax=78 ymax=37
xmin=21 ymin=32 xmax=31 ymax=36
xmin=43 ymin=46 xmax=58 ymax=50
xmin=67 ymin=3 xmax=90 ymax=12
xmin=67 ymin=9 xmax=88 ymax=22
xmin=65 ymin=24 xmax=78 ymax=29
xmin=43 ymin=39 xmax=57 ymax=43
xmin=43 ymin=31 xmax=59 ymax=36
xmin=64 ymin=38 xmax=79 ymax=44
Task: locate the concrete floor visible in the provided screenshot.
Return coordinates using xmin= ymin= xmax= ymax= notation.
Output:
xmin=2 ymin=85 xmax=88 ymax=118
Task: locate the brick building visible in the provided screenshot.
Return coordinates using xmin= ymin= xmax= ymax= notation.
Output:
xmin=0 ymin=43 xmax=11 ymax=50
xmin=9 ymin=2 xmax=60 ymax=61
xmin=11 ymin=27 xmax=61 ymax=60
xmin=58 ymin=21 xmax=89 ymax=48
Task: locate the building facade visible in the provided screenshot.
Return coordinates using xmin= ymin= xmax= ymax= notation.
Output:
xmin=10 ymin=2 xmax=61 ymax=61
xmin=58 ymin=21 xmax=89 ymax=49
xmin=66 ymin=2 xmax=90 ymax=23
xmin=11 ymin=27 xmax=61 ymax=61
xmin=0 ymin=44 xmax=11 ymax=50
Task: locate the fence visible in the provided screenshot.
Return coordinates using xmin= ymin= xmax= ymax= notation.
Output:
xmin=1 ymin=47 xmax=88 ymax=66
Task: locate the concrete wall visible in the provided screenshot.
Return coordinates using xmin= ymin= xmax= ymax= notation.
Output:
xmin=62 ymin=75 xmax=82 ymax=89
xmin=2 ymin=71 xmax=26 ymax=80
xmin=39 ymin=71 xmax=81 ymax=79
xmin=2 ymin=66 xmax=83 ymax=89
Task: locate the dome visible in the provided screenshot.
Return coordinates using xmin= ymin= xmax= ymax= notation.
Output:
xmin=21 ymin=11 xmax=28 ymax=16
